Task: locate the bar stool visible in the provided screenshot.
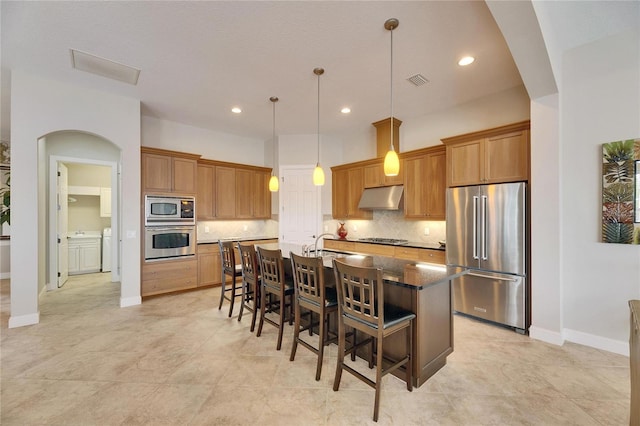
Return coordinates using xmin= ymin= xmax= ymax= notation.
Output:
xmin=237 ymin=242 xmax=260 ymax=332
xmin=289 ymin=252 xmax=338 ymax=381
xmin=256 ymin=246 xmax=294 ymax=350
xmin=218 ymin=240 xmax=243 ymax=317
xmin=332 ymin=258 xmax=415 ymax=423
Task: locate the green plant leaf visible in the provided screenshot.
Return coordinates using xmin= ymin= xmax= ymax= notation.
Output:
xmin=602 ymin=182 xmax=634 ymax=203
xmin=603 ymin=140 xmax=635 ymax=162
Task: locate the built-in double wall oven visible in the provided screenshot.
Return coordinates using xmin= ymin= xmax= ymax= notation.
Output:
xmin=144 ymin=195 xmax=196 ymax=261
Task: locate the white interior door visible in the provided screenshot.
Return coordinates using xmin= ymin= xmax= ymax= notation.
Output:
xmin=279 ymin=166 xmax=321 ymax=245
xmin=57 ymin=163 xmax=69 ymax=287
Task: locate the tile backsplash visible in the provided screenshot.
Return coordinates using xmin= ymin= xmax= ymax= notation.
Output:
xmin=322 ymin=210 xmax=446 ymax=244
xmin=197 ymin=211 xmax=446 ymax=244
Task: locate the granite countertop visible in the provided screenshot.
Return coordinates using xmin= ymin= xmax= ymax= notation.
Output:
xmin=256 ymin=242 xmax=463 ymax=290
xmin=327 ymin=237 xmax=446 ymax=251
xmin=197 ymin=236 xmax=278 ymax=244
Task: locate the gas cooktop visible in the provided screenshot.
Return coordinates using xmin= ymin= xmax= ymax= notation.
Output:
xmin=358 ymin=237 xmax=409 ymax=245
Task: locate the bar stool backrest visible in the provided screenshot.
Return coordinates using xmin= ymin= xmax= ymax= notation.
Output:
xmin=257 ymin=247 xmax=286 ymax=292
xmin=219 ymin=241 xmax=237 ymax=275
xmin=333 ymin=259 xmax=384 ymax=330
xmin=238 ymin=243 xmax=259 ymax=285
xmin=290 ymin=252 xmax=325 ymax=306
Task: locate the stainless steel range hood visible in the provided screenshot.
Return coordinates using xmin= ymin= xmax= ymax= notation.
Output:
xmin=357 ymin=185 xmax=404 ymax=210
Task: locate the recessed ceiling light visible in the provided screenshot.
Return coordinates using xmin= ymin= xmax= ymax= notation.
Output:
xmin=70 ymin=48 xmax=140 ymax=85
xmin=231 ymin=107 xmax=242 ymax=114
xmin=458 ymin=56 xmax=475 ymax=66
xmin=341 ymin=107 xmax=351 ymax=114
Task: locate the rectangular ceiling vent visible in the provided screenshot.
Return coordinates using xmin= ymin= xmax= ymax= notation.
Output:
xmin=406 ymin=74 xmax=429 ymax=87
xmin=70 ymin=48 xmax=140 ymax=85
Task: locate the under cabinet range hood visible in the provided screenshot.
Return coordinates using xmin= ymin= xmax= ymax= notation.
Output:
xmin=358 ymin=185 xmax=404 ymax=210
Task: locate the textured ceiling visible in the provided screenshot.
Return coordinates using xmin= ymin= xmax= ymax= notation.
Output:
xmin=1 ymin=1 xmax=527 ymax=141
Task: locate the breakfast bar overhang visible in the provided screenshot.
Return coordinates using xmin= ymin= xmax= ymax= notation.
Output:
xmin=257 ymin=242 xmax=468 ymax=387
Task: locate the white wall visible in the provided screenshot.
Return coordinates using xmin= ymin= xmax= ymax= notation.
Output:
xmin=558 ymin=28 xmax=640 ymax=353
xmin=10 ymin=71 xmax=141 ymax=327
xmin=529 ymin=93 xmax=563 ymax=345
xmin=142 ymin=116 xmax=265 ymax=165
xmin=336 ymin=85 xmax=531 ymax=165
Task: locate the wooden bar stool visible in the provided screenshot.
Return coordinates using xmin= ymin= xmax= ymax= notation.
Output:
xmin=289 ymin=252 xmax=338 ymax=381
xmin=237 ymin=242 xmax=260 ymax=332
xmin=218 ymin=240 xmax=243 ymax=317
xmin=332 ymin=259 xmax=415 ymax=422
xmin=256 ymin=246 xmax=294 ymax=350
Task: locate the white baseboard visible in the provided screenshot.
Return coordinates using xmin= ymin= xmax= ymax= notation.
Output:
xmin=0 ymin=272 xmax=9 ymax=279
xmin=563 ymin=328 xmax=628 ymax=357
xmin=8 ymin=312 xmax=40 ymax=328
xmin=529 ymin=325 xmax=564 ymax=346
xmin=120 ymin=296 xmax=141 ymax=308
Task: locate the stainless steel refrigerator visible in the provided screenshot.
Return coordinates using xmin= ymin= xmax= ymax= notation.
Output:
xmin=446 ymin=182 xmax=528 ymax=332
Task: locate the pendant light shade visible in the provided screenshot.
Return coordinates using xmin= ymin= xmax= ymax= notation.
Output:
xmin=313 ymin=164 xmax=325 ymax=186
xmin=384 ymin=149 xmax=400 ymax=176
xmin=383 ymin=18 xmax=400 ymax=177
xmin=268 ymin=175 xmax=279 ymax=192
xmin=269 ymin=96 xmax=279 ymax=192
xmin=313 ymin=67 xmax=325 ymax=186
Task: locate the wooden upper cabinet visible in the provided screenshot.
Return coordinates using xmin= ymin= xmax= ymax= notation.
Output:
xmin=197 ymin=164 xmax=215 ymax=220
xmin=253 ymin=170 xmax=272 ymax=219
xmin=363 ymin=161 xmax=403 ymax=188
xmin=198 ymin=161 xmax=271 ymax=220
xmin=484 ymin=131 xmax=529 ymax=183
xmin=215 ymin=166 xmax=236 ymax=219
xmin=235 ymin=168 xmax=253 ymax=219
xmin=331 ymin=166 xmax=372 ymax=220
xmin=172 ymin=157 xmax=198 ymax=194
xmin=142 ymin=152 xmax=172 ymax=192
xmin=442 ymin=121 xmax=530 ymax=187
xmin=403 ymin=146 xmax=446 ymax=220
xmin=141 ymin=147 xmax=199 ymax=195
xmin=332 ymin=168 xmax=350 ymax=219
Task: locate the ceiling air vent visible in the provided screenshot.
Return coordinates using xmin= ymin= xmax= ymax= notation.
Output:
xmin=70 ymin=49 xmax=140 ymax=85
xmin=406 ymin=74 xmax=429 ymax=87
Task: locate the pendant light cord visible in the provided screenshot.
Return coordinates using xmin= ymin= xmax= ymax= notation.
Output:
xmin=270 ymin=96 xmax=278 ymax=175
xmin=317 ymin=71 xmax=321 ymax=166
xmin=390 ymin=24 xmax=394 ymax=151
xmin=273 ymin=99 xmax=276 ymax=169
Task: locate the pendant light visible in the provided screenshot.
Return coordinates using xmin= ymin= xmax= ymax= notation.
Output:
xmin=313 ymin=67 xmax=325 ymax=186
xmin=268 ymin=96 xmax=279 ymax=192
xmin=383 ymin=18 xmax=400 ymax=177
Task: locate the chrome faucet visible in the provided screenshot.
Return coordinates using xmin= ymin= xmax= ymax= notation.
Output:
xmin=314 ymin=233 xmax=334 ymax=256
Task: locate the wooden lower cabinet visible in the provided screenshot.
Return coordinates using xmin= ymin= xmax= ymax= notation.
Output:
xmin=197 ymin=243 xmax=222 ymax=287
xmin=196 ymin=239 xmax=277 ymax=287
xmin=383 ymin=274 xmax=453 ymax=387
xmin=142 ymin=258 xmax=198 ymax=297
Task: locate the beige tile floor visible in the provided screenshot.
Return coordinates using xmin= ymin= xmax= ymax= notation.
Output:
xmin=0 ymin=273 xmax=630 ymax=425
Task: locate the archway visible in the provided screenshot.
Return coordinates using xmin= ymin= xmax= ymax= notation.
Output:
xmin=40 ymin=131 xmax=121 ymax=301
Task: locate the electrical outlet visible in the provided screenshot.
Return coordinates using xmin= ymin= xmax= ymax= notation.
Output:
xmin=324 ymin=225 xmax=328 ymax=232
xmin=424 ymin=227 xmax=430 ymax=236
xmin=243 ymin=225 xmax=248 ymax=231
xmin=204 ymin=226 xmax=210 ymax=233
xmin=353 ymin=225 xmax=358 ymax=232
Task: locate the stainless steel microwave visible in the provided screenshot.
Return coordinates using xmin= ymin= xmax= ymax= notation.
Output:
xmin=145 ymin=195 xmax=195 ymax=226
xmin=144 ymin=226 xmax=196 ymax=260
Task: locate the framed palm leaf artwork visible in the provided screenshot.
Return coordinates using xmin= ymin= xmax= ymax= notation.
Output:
xmin=602 ymin=139 xmax=640 ymax=244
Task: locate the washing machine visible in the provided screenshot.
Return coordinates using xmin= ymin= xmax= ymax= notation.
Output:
xmin=102 ymin=227 xmax=111 ymax=272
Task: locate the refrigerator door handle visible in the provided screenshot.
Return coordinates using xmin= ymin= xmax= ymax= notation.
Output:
xmin=481 ymin=195 xmax=488 ymax=260
xmin=472 ymin=195 xmax=479 ymax=260
xmin=468 ymin=272 xmax=519 ymax=282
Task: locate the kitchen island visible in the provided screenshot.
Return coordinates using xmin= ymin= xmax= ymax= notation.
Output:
xmin=256 ymin=242 xmax=467 ymax=387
